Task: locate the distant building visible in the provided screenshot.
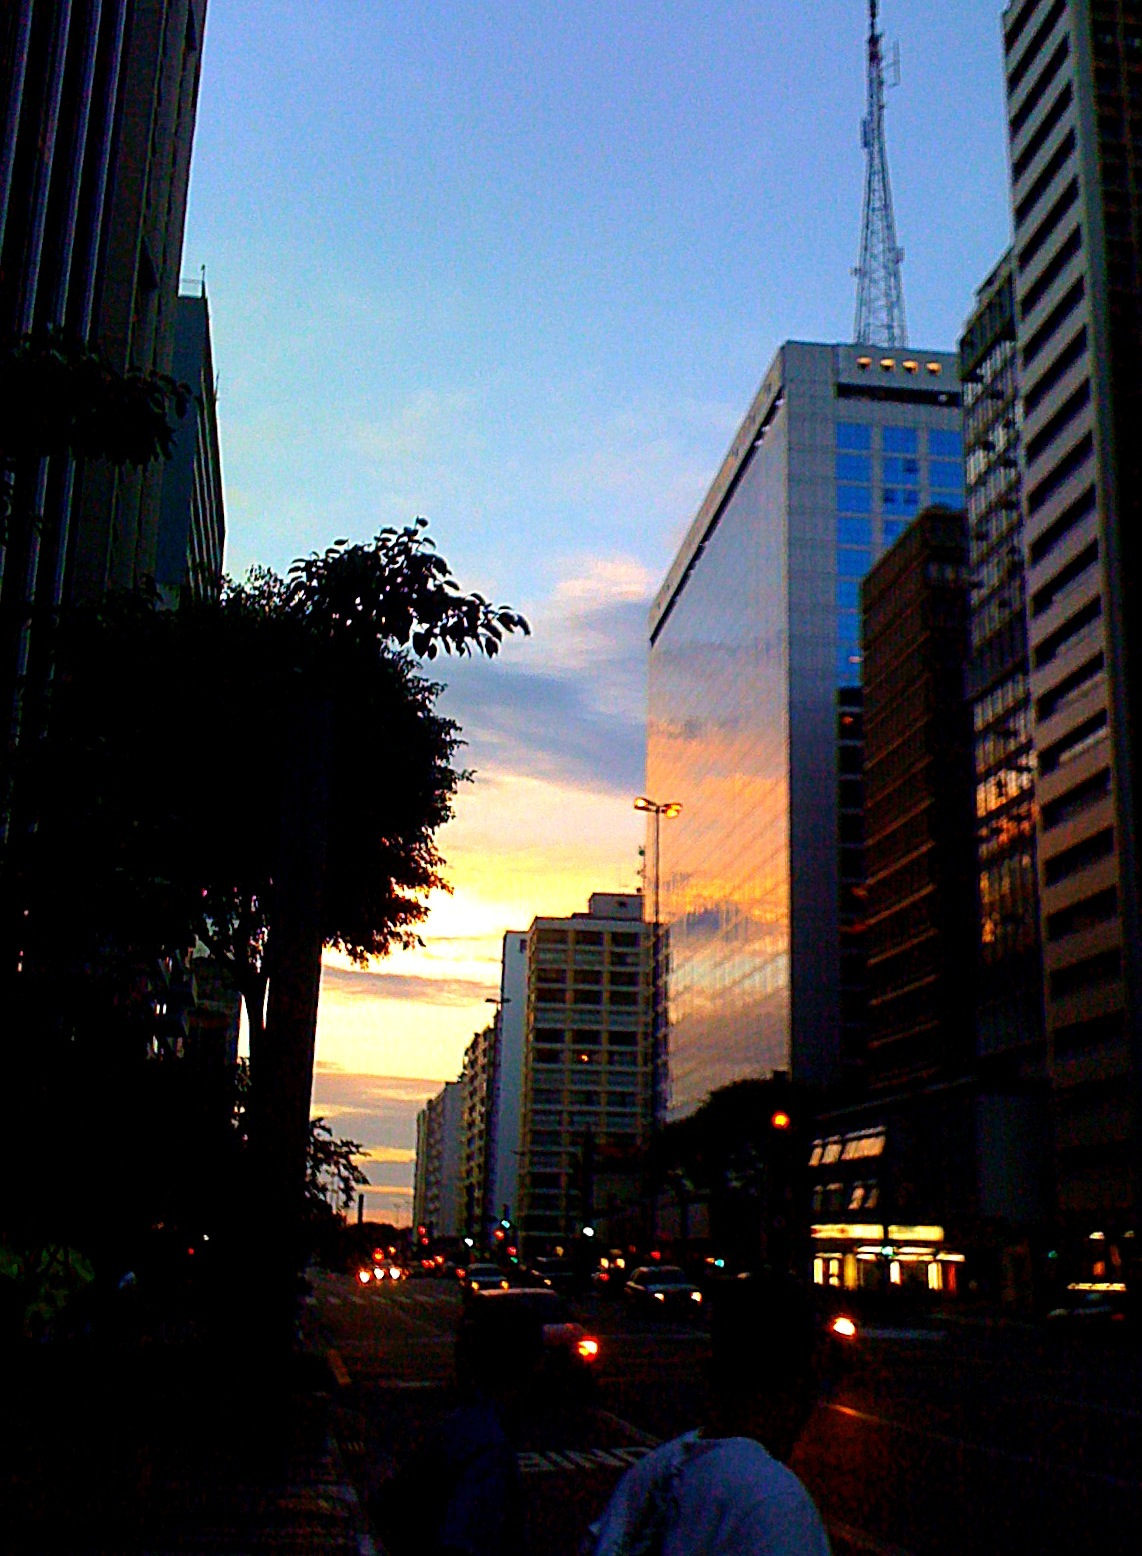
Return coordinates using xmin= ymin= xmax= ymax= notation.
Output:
xmin=459 ymin=1022 xmax=497 ymax=1240
xmin=412 ymin=1080 xmax=463 ymax=1240
xmin=1002 ymin=0 xmax=1142 ymax=1241
xmin=487 ymin=929 xmax=529 ymax=1226
xmin=156 ymin=289 xmax=225 ymax=608
xmin=517 ymin=893 xmax=651 ymax=1245
xmin=647 ymin=342 xmax=963 ymax=1116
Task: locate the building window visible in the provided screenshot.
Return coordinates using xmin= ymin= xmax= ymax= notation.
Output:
xmin=930 ymin=458 xmax=965 ymax=495
xmin=837 ymin=422 xmax=872 ymax=451
xmin=837 ymin=547 xmax=871 ymax=578
xmin=883 ymin=426 xmax=919 ymax=455
xmin=883 ymin=455 xmax=920 ymax=483
xmin=836 ymin=452 xmax=872 ymax=481
xmin=836 ymin=577 xmax=862 ymax=611
xmin=882 ymin=486 xmax=920 ymax=514
xmin=928 ymin=428 xmax=962 ymax=458
xmin=837 ymin=483 xmax=873 ymax=514
xmin=882 ymin=519 xmax=908 ymax=544
xmin=838 ymin=517 xmax=873 ymax=547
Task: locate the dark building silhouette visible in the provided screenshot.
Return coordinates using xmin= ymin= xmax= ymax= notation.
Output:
xmin=0 ymin=1 xmax=209 ymax=778
xmin=1001 ymin=0 xmax=1142 ymax=1248
xmin=156 ymin=288 xmax=224 ymax=607
xmin=862 ymin=506 xmax=977 ymax=1091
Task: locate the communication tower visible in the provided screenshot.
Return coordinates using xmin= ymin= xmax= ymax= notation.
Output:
xmin=853 ymin=0 xmax=907 ymax=347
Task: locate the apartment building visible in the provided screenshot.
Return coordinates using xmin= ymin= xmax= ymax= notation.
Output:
xmin=1001 ymin=0 xmax=1142 ymax=1235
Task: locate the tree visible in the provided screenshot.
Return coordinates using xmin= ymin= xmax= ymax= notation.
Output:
xmin=306 ymin=1118 xmax=369 ymax=1219
xmin=6 ymin=521 xmax=527 ymax=1276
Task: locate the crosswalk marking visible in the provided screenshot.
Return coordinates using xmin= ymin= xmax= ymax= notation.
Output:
xmin=518 ymin=1445 xmax=651 ymax=1474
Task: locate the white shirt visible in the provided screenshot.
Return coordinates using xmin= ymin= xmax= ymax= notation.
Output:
xmin=589 ymin=1431 xmax=831 ymax=1556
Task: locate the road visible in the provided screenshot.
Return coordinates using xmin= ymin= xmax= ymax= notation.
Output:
xmin=310 ymin=1272 xmax=1142 ymax=1556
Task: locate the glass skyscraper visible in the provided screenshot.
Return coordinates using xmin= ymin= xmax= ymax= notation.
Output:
xmin=647 ymin=341 xmax=963 ymax=1119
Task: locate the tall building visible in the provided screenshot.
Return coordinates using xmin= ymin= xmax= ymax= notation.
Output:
xmin=961 ymin=253 xmax=1046 ymax=1065
xmin=647 ymin=342 xmax=962 ymax=1118
xmin=459 ymin=1022 xmax=496 ymax=1240
xmin=156 ymin=288 xmax=225 ymax=608
xmin=487 ymin=929 xmax=528 ymax=1226
xmin=517 ymin=893 xmax=651 ymax=1244
xmin=0 ymin=1 xmax=209 ymax=782
xmin=1001 ymin=0 xmax=1142 ymax=1237
xmin=411 ymin=1080 xmax=463 ymax=1240
xmin=862 ymin=506 xmax=976 ymax=1091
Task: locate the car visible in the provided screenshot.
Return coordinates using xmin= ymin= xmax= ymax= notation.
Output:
xmin=527 ymin=1256 xmax=578 ymax=1294
xmin=458 ymin=1287 xmax=600 ymax=1397
xmin=1047 ymin=1282 xmax=1130 ymax=1330
xmin=462 ymin=1261 xmax=513 ymax=1295
xmin=624 ymin=1265 xmax=705 ymax=1313
xmin=590 ymin=1257 xmax=630 ymax=1297
xmin=355 ymin=1261 xmax=404 ymax=1286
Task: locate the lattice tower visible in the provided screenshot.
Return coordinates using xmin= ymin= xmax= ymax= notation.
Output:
xmin=853 ymin=0 xmax=907 ymax=347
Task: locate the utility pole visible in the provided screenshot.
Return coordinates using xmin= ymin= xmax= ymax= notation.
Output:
xmin=853 ymin=0 xmax=907 ymax=347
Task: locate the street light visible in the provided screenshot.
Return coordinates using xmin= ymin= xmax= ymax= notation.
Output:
xmin=634 ymin=796 xmax=682 ymax=1126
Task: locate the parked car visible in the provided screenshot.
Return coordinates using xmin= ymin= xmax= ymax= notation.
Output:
xmin=458 ymin=1287 xmax=600 ymax=1398
xmin=624 ymin=1264 xmax=704 ymax=1313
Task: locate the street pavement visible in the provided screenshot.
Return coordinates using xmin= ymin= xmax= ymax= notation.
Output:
xmin=312 ymin=1271 xmax=1142 ymax=1556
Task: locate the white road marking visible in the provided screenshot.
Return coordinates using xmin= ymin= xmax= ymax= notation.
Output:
xmin=518 ymin=1446 xmax=651 ymax=1474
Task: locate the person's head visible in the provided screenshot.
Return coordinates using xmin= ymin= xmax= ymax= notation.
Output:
xmin=704 ymin=1272 xmax=822 ymax=1459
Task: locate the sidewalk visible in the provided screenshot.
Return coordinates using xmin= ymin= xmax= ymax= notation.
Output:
xmin=2 ymin=1341 xmax=375 ymax=1554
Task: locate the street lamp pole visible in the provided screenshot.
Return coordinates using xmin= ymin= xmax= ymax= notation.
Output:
xmin=634 ymin=796 xmax=682 ymax=1128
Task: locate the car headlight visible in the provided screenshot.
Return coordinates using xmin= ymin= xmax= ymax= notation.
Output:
xmin=654 ymin=1291 xmax=665 ymax=1302
xmin=577 ymin=1338 xmax=599 ymax=1359
xmin=690 ymin=1291 xmax=702 ymax=1302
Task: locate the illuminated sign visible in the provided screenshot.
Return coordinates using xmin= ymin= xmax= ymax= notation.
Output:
xmin=811 ymin=1223 xmax=884 ymax=1242
xmin=887 ymin=1224 xmax=944 ymax=1243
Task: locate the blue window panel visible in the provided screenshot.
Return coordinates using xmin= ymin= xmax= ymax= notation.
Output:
xmin=883 ymin=426 xmax=918 ymax=455
xmin=837 ymin=422 xmax=872 ymax=452
xmin=929 ymin=428 xmax=963 ymax=458
xmin=883 ymin=455 xmax=920 ymax=482
xmin=836 ymin=452 xmax=871 ymax=481
xmin=930 ymin=459 xmax=964 ymax=491
xmin=835 ymin=577 xmax=862 ymax=610
xmin=836 ymin=547 xmax=871 ymax=578
xmin=883 ymin=486 xmax=920 ymax=514
xmin=882 ymin=519 xmax=909 ymax=544
xmin=836 ymin=483 xmax=872 ymax=514
xmin=837 ymin=609 xmax=860 ymax=645
xmin=837 ymin=516 xmax=873 ymax=547
xmin=836 ymin=644 xmax=863 ymax=684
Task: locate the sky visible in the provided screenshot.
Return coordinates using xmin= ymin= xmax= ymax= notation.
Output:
xmin=181 ymin=0 xmax=1014 ymax=1222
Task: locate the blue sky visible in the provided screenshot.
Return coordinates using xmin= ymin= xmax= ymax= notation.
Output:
xmin=182 ymin=0 xmax=1014 ymax=1220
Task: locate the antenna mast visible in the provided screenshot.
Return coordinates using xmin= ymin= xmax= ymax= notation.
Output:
xmin=853 ymin=0 xmax=907 ymax=347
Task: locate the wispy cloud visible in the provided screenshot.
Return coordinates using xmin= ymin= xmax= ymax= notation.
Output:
xmin=321 ymin=965 xmax=498 ymax=1006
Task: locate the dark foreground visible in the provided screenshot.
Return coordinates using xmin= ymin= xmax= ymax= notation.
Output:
xmin=3 ymin=1272 xmax=1138 ymax=1554
xmin=317 ymin=1273 xmax=1142 ymax=1556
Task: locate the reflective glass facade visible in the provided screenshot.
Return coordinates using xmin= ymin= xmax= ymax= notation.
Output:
xmin=648 ymin=342 xmax=962 ymax=1119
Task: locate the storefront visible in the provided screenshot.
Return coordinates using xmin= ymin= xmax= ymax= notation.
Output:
xmin=810 ymin=1222 xmax=965 ymax=1294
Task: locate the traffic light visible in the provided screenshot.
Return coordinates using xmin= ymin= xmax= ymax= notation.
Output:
xmin=771 ymin=1110 xmax=792 ymax=1131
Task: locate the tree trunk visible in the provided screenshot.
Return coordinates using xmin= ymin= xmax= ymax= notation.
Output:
xmin=248 ymin=697 xmax=332 ymax=1349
